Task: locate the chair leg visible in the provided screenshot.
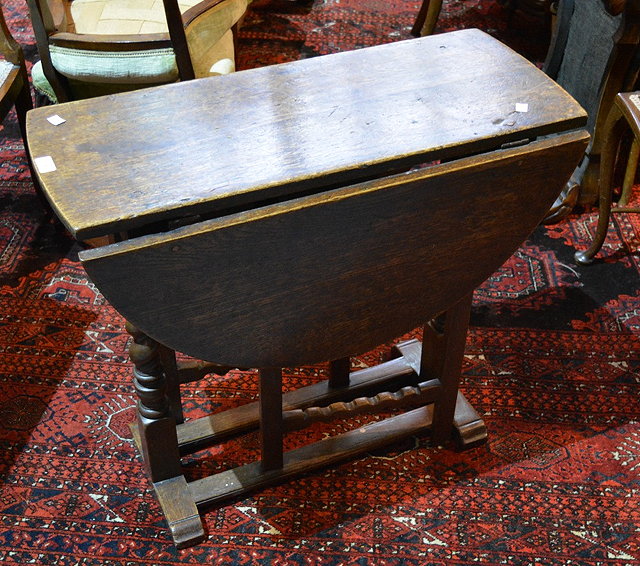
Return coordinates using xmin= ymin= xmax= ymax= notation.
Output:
xmin=14 ymin=74 xmax=56 ymax=217
xmin=13 ymin=76 xmax=32 ymax=142
xmin=619 ymin=137 xmax=640 ymax=206
xmin=575 ymin=110 xmax=627 ymax=265
xmin=411 ymin=0 xmax=443 ymax=37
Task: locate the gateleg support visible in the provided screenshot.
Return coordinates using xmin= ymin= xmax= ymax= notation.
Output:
xmin=259 ymin=368 xmax=284 ymax=471
xmin=428 ymin=292 xmax=473 ymax=445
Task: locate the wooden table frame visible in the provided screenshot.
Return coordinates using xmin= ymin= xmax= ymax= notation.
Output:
xmin=26 ymin=30 xmax=588 ymax=548
xmin=128 ymin=310 xmax=486 ymax=547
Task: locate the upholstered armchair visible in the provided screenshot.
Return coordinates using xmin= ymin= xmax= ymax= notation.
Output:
xmin=0 ymin=0 xmax=31 ymax=140
xmin=27 ymin=0 xmax=250 ymax=102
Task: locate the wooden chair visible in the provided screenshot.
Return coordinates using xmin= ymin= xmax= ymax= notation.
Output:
xmin=26 ymin=0 xmax=250 ymax=103
xmin=412 ymin=0 xmax=442 ymax=36
xmin=543 ymin=0 xmax=640 ymax=222
xmin=0 ymin=1 xmax=32 ymax=143
xmin=0 ymin=1 xmax=49 ymax=213
xmin=575 ymin=91 xmax=640 ymax=263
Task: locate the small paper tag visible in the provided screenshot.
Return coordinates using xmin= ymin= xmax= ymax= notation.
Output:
xmin=34 ymin=156 xmax=57 ymax=173
xmin=515 ymin=103 xmax=529 ymax=113
xmin=630 ymin=94 xmax=640 ymax=112
xmin=46 ymin=114 xmax=66 ymax=126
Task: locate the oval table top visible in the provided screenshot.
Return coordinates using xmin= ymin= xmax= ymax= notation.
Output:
xmin=26 ymin=28 xmax=586 ymax=240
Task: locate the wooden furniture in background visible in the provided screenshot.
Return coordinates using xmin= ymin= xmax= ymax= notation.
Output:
xmin=0 ymin=1 xmax=48 ymax=212
xmin=26 ymin=30 xmax=588 ymax=548
xmin=412 ymin=0 xmax=442 ymax=36
xmin=411 ymin=0 xmax=640 ymax=225
xmin=26 ymin=0 xmax=249 ymax=102
xmin=508 ymin=0 xmax=554 ymax=27
xmin=543 ymin=0 xmax=640 ymax=222
xmin=412 ymin=0 xmax=553 ymax=38
xmin=0 ymin=1 xmax=32 ymax=143
xmin=575 ymin=91 xmax=640 ymax=263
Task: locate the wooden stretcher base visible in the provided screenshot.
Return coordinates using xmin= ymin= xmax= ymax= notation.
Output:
xmin=131 ymin=338 xmax=486 ymax=549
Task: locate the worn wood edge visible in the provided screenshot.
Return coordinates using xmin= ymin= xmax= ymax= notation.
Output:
xmin=176 ymin=355 xmax=416 ymax=451
xmin=391 ymin=338 xmax=422 ymax=372
xmin=282 ymin=378 xmax=441 ymax=431
xmin=133 ymin=388 xmax=486 ymax=548
xmin=78 ymin=130 xmax=590 ymax=261
xmin=393 ymin=338 xmax=487 ymax=446
xmin=187 ymin=393 xmax=486 ymax=509
xmin=451 ymin=393 xmax=487 ymax=447
xmin=0 ymin=67 xmax=20 ymax=101
xmin=153 ymin=475 xmax=205 ymax=548
xmin=50 ymin=31 xmax=173 ymax=49
xmin=133 ymin=339 xmax=485 ymax=451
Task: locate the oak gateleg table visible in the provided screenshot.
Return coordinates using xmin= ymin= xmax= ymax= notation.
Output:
xmin=26 ymin=29 xmax=588 ymax=548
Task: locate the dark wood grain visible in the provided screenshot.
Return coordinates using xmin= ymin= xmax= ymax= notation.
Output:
xmin=429 ymin=292 xmax=472 ymax=445
xmin=259 ymin=368 xmax=284 ymax=471
xmin=392 ymin=339 xmax=488 ymax=447
xmin=174 ymin=354 xmax=416 ymax=452
xmin=27 ymin=29 xmax=587 ymax=240
xmin=80 ymin=132 xmax=588 ymax=368
xmin=187 ymin=405 xmax=438 ymax=509
xmin=27 ymin=30 xmax=590 ymax=547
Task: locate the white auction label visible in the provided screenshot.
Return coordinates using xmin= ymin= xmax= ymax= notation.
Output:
xmin=46 ymin=114 xmax=66 ymax=126
xmin=34 ymin=156 xmax=57 ymax=173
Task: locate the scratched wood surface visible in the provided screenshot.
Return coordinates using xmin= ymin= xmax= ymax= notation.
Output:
xmin=81 ymin=132 xmax=588 ymax=367
xmin=26 ymin=29 xmax=586 ymax=240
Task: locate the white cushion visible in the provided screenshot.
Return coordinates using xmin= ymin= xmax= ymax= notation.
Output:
xmin=0 ymin=59 xmax=13 ymax=85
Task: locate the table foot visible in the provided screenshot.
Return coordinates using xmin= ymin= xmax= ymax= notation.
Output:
xmin=154 ymin=476 xmax=205 ymax=549
xmin=393 ymin=338 xmax=487 ymax=447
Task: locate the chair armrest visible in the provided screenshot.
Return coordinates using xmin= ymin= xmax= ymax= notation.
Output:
xmin=49 ymin=31 xmax=173 ymax=51
xmin=183 ymin=0 xmax=231 ymax=26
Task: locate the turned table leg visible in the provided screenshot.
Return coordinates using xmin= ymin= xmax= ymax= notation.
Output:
xmin=158 ymin=344 xmax=184 ymax=424
xmin=127 ymin=322 xmax=204 ymax=547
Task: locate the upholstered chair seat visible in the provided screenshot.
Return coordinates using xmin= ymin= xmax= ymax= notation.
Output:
xmin=0 ymin=58 xmax=12 ymax=82
xmin=29 ymin=0 xmax=249 ymax=102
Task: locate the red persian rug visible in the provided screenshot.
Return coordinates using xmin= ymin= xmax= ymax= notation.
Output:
xmin=1 ymin=0 xmax=640 ymax=564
